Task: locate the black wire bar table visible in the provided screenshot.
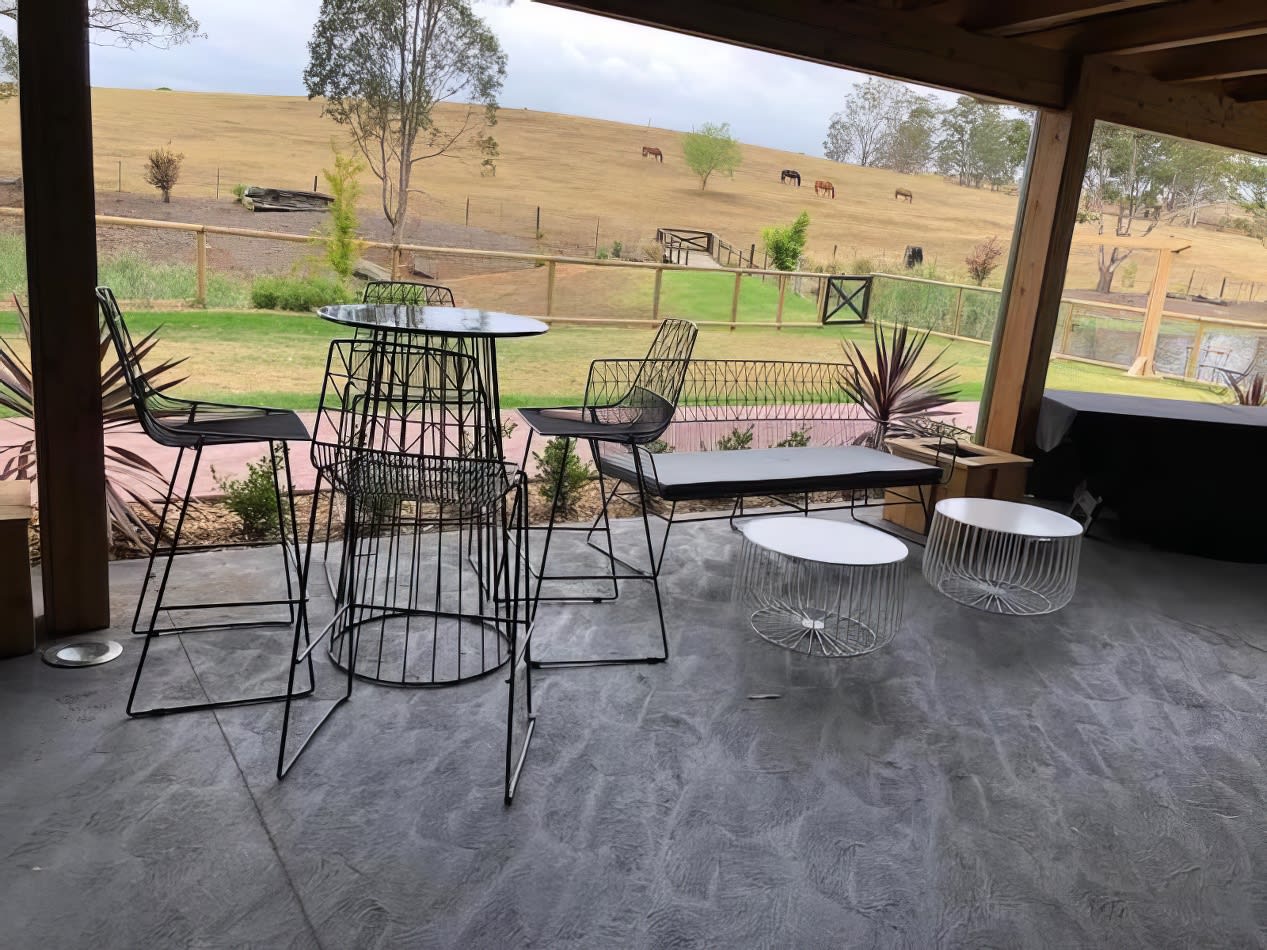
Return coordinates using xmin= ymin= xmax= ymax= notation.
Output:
xmin=312 ymin=306 xmax=548 ymax=688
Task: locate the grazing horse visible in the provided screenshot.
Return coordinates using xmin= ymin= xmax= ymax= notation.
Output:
xmin=814 ymin=179 xmax=835 ymax=199
xmin=895 ymin=188 xmax=914 ymax=203
xmin=780 ymin=169 xmax=801 ymax=186
xmin=642 ymin=146 xmax=664 ymax=163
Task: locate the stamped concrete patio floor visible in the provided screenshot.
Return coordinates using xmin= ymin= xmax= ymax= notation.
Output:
xmin=3 ymin=515 xmax=1267 ymax=949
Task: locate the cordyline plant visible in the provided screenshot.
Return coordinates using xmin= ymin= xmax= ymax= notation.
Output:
xmin=0 ymin=297 xmax=187 ymax=551
xmin=840 ymin=322 xmax=961 ymax=448
xmin=1227 ymin=371 xmax=1267 ymax=407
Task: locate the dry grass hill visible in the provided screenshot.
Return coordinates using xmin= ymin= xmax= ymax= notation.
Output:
xmin=0 ymin=88 xmax=1264 ymax=294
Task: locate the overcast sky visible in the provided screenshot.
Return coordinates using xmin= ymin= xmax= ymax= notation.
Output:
xmin=76 ymin=1 xmax=938 ymax=157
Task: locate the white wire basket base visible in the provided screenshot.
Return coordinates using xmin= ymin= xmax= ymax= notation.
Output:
xmin=748 ymin=604 xmax=885 ymax=657
xmin=923 ymin=511 xmax=1080 ymax=616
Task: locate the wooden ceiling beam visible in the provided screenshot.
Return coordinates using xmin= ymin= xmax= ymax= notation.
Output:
xmin=962 ymin=0 xmax=1163 ymax=37
xmin=536 ymin=0 xmax=1071 ymax=109
xmin=1143 ymin=34 xmax=1267 ymax=82
xmin=1221 ymin=74 xmax=1267 ymax=101
xmin=1022 ymin=0 xmax=1267 ymax=55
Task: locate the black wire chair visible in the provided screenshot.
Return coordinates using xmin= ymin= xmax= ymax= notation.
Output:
xmin=279 ymin=340 xmax=534 ymax=802
xmin=95 ymin=287 xmax=314 ymax=718
xmin=362 ymin=279 xmax=456 ymax=307
xmin=517 ymin=317 xmax=698 ymax=668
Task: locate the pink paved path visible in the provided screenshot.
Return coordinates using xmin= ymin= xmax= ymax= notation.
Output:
xmin=0 ymin=402 xmax=980 ymax=501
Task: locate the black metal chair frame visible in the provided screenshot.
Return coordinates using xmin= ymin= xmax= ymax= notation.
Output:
xmin=95 ymin=287 xmax=315 ymax=719
xmin=279 ymin=339 xmax=534 ymax=803
xmin=517 ymin=318 xmax=699 ymax=669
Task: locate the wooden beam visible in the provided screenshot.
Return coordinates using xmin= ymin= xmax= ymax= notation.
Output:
xmin=1087 ymin=58 xmax=1267 ymax=156
xmin=964 ymin=0 xmax=1162 ymax=38
xmin=538 ymin=0 xmax=1071 ymax=109
xmin=1024 ymin=0 xmax=1267 ymax=55
xmin=980 ymin=79 xmax=1096 ymax=454
xmin=1222 ymin=74 xmax=1267 ymax=101
xmin=1143 ymin=34 xmax=1267 ymax=82
xmin=18 ymin=0 xmax=111 ymax=633
xmin=1126 ymin=249 xmax=1178 ymax=376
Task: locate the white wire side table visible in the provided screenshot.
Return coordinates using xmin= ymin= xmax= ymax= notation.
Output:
xmin=735 ymin=518 xmax=908 ymax=658
xmin=923 ymin=498 xmax=1083 ymax=615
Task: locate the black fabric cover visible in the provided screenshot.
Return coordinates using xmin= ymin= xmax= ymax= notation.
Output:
xmin=598 ymin=444 xmax=941 ymax=502
xmin=1031 ymin=390 xmax=1267 ymax=562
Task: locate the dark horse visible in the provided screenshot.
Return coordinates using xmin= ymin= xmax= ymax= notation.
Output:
xmin=780 ymin=169 xmax=801 ymax=186
xmin=642 ymin=146 xmax=664 ymax=162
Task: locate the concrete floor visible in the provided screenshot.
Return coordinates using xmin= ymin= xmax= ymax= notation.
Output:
xmin=3 ymin=516 xmax=1267 ymax=949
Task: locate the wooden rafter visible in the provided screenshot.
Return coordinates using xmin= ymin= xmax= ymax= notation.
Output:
xmin=1140 ymin=34 xmax=1267 ymax=82
xmin=1222 ymin=74 xmax=1267 ymax=101
xmin=1021 ymin=0 xmax=1267 ymax=55
xmin=961 ymin=0 xmax=1164 ymax=37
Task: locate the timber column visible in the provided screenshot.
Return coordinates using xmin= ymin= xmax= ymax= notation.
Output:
xmin=19 ymin=0 xmax=111 ymax=632
xmin=979 ymin=64 xmax=1096 ymax=455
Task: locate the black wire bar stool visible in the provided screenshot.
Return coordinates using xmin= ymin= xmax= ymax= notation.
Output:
xmin=279 ymin=340 xmax=535 ymax=801
xmin=95 ymin=287 xmax=315 ymax=717
xmin=319 ymin=281 xmax=459 ymax=595
xmin=517 ymin=318 xmax=698 ymax=668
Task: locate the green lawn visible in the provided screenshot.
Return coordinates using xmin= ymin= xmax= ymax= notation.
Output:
xmin=641 ymin=270 xmax=821 ymax=326
xmin=0 ymin=308 xmax=1222 ymax=416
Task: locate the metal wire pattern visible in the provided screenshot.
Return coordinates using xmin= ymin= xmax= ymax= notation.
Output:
xmin=923 ymin=503 xmax=1082 ymax=615
xmin=735 ymin=521 xmax=907 ymax=658
xmin=362 ymin=279 xmax=456 ymax=307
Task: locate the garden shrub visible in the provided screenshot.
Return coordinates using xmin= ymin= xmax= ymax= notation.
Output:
xmin=533 ymin=437 xmax=593 ymax=516
xmin=251 ymin=274 xmax=352 ymax=311
xmin=213 ymin=450 xmax=282 ymax=539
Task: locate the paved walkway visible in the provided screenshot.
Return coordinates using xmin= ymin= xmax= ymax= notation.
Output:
xmin=0 ymin=402 xmax=980 ymax=500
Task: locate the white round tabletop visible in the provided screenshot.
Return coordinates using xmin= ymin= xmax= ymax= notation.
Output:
xmin=934 ymin=497 xmax=1083 ymax=538
xmin=739 ymin=517 xmax=908 ymax=566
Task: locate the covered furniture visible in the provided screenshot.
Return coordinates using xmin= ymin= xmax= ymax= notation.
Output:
xmin=96 ymin=287 xmax=313 ymax=718
xmin=736 ymin=517 xmax=907 ymax=658
xmin=923 ymin=498 xmax=1083 ymax=615
xmin=1030 ymin=389 xmax=1267 ymax=561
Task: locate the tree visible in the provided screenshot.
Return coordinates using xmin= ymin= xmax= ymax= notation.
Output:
xmin=1082 ymin=124 xmax=1169 ymax=292
xmin=305 ymin=0 xmax=506 ymax=246
xmin=144 ymin=145 xmax=182 ymax=202
xmin=681 ymin=122 xmax=742 ymax=190
xmin=936 ymin=97 xmax=1031 ymax=189
xmin=823 ymin=77 xmax=935 ymax=172
xmin=964 ymin=236 xmax=1004 ymax=286
xmin=762 ymin=211 xmax=810 ymax=271
xmin=320 ymin=149 xmax=365 ymax=284
xmin=0 ymin=1 xmax=202 ymax=97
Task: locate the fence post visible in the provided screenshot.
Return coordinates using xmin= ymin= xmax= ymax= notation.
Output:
xmin=1059 ymin=304 xmax=1076 ymax=355
xmin=1184 ymin=320 xmax=1205 ymax=378
xmin=776 ymin=274 xmax=787 ymax=329
xmin=652 ymin=266 xmax=663 ymax=321
xmin=535 ymin=206 xmax=540 ymax=237
xmin=951 ymin=287 xmax=965 ymax=337
xmin=117 ymin=160 xmax=121 ymax=192
xmin=215 ymin=167 xmax=220 ymax=200
xmin=546 ymin=260 xmax=556 ymax=316
xmin=730 ymin=271 xmax=742 ymax=331
xmin=594 ymin=218 xmax=600 ymax=253
xmin=465 ymin=197 xmax=470 ymax=227
xmin=195 ymin=229 xmax=207 ymax=307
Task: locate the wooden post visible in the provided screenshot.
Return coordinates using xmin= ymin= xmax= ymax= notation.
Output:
xmin=546 ymin=260 xmax=556 ymax=316
xmin=951 ymin=287 xmax=965 ymax=337
xmin=652 ymin=266 xmax=663 ymax=321
xmin=730 ymin=271 xmax=742 ymax=331
xmin=195 ymin=229 xmax=208 ymax=307
xmin=1184 ymin=320 xmax=1206 ymax=378
xmin=1058 ymin=303 xmax=1076 ymax=355
xmin=19 ymin=0 xmax=111 ymax=633
xmin=1127 ymin=249 xmax=1176 ymax=377
xmin=465 ymin=197 xmax=470 ymax=227
xmin=775 ymin=274 xmax=787 ymax=329
xmin=979 ymin=83 xmax=1096 ymax=455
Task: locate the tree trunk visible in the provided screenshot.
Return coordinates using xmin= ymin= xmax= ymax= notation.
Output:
xmin=162 ymin=189 xmax=170 ymax=203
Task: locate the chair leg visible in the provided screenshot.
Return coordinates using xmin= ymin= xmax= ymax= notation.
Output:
xmin=128 ymin=441 xmax=316 ymax=718
xmin=504 ymin=474 xmax=536 ymax=805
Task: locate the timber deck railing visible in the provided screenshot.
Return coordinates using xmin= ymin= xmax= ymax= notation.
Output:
xmin=1 ymin=206 xmax=1263 ymax=382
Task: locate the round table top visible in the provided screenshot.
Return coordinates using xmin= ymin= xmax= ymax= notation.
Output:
xmin=317 ymin=304 xmax=550 ymax=338
xmin=934 ymin=497 xmax=1083 ymax=538
xmin=740 ymin=517 xmax=908 ymax=566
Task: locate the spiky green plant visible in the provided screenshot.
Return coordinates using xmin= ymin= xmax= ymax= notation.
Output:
xmin=840 ymin=323 xmax=961 ymax=449
xmin=0 ymin=297 xmax=187 ymax=551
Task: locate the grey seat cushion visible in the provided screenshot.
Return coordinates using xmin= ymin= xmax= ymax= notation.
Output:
xmin=598 ymin=445 xmax=941 ymax=501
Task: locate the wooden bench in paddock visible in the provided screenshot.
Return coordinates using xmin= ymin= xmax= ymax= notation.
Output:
xmin=1 ymin=479 xmax=34 ymax=658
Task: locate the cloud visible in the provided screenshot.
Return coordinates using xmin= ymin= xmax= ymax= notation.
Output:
xmin=76 ymin=0 xmax=947 ymax=156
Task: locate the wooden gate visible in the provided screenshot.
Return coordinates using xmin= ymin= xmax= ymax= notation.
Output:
xmin=820 ymin=275 xmax=872 ymax=324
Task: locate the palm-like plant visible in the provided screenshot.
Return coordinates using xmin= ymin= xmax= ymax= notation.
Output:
xmin=840 ymin=322 xmax=961 ymax=448
xmin=1226 ymin=371 xmax=1266 ymax=407
xmin=0 ymin=297 xmax=187 ymax=551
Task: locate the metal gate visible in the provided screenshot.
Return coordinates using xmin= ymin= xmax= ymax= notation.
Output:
xmin=820 ymin=275 xmax=872 ymax=324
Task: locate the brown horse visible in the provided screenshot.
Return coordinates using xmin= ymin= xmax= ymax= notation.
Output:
xmin=895 ymin=188 xmax=913 ymax=203
xmin=642 ymin=146 xmax=663 ymax=163
xmin=814 ymin=180 xmax=835 ymax=198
